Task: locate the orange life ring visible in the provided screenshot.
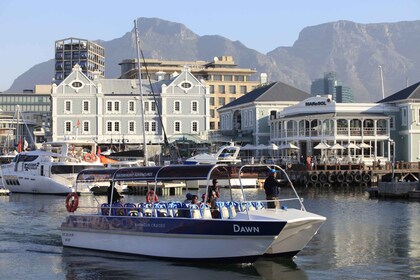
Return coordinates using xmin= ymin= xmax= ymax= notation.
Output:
xmin=84 ymin=153 xmax=97 ymax=162
xmin=66 ymin=192 xmax=79 ymax=212
xmin=145 ymin=190 xmax=159 ymax=203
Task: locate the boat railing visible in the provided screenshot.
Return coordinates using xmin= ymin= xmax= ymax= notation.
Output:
xmin=237 ymin=164 xmax=306 ymax=212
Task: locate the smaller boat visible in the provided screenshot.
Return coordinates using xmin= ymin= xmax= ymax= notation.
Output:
xmin=0 ymin=140 xmax=104 ymax=195
xmin=184 ymin=142 xmax=241 ymax=165
xmin=60 ymin=164 xmax=326 ymax=262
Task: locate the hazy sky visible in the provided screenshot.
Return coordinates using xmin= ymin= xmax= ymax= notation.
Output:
xmin=0 ymin=0 xmax=418 ymax=91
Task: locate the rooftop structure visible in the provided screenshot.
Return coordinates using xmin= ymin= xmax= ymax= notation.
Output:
xmin=119 ymin=56 xmax=262 ymax=130
xmin=54 ymin=38 xmax=105 ymax=83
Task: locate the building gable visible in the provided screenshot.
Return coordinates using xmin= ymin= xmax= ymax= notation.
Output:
xmin=53 ymin=65 xmax=97 ymax=95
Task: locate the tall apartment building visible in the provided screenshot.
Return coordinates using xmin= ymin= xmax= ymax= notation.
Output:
xmin=119 ymin=56 xmax=262 ymax=130
xmin=311 ymin=71 xmax=354 ymax=103
xmin=54 ymin=38 xmax=105 ymax=83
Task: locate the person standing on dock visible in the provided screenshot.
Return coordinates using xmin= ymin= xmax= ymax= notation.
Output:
xmin=263 ymin=169 xmax=282 ymax=208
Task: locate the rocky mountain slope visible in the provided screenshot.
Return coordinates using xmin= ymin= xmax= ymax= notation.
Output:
xmin=7 ymin=18 xmax=420 ymax=102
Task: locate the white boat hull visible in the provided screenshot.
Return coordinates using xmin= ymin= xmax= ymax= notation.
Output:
xmin=2 ymin=173 xmax=73 ymax=194
xmin=60 ymin=208 xmax=325 ymax=262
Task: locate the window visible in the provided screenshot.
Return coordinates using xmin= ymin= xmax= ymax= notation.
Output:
xmin=114 ymin=122 xmax=120 ymax=132
xmin=240 ymin=86 xmax=247 ymax=94
xmin=229 ymin=97 xmax=236 ymax=102
xmin=401 ymin=107 xmax=408 ymax=126
xmin=65 ymin=121 xmax=72 ymax=133
xmin=151 ymin=102 xmax=156 ymax=112
xmin=213 ymin=75 xmax=222 ymax=81
xmin=114 ymin=101 xmax=120 ymax=112
xmin=106 ymin=121 xmax=113 ymax=132
xmin=229 ymin=85 xmax=236 ymax=94
xmin=209 ymin=85 xmax=214 ymax=94
xmin=128 ymin=101 xmax=135 ymax=112
xmin=64 ymin=100 xmax=71 ymax=113
xmin=180 ymin=82 xmax=192 ymax=89
xmin=218 ymin=97 xmax=225 ymax=106
xmin=144 ymin=122 xmax=149 ymax=132
xmin=191 ymin=101 xmax=198 ymax=113
xmin=174 ymin=101 xmax=181 ymax=112
xmin=128 ymin=121 xmax=135 ymax=133
xmin=107 ymin=101 xmax=113 ymax=112
xmin=210 ymin=109 xmax=215 ymax=118
xmin=82 ymin=101 xmax=89 ymax=113
xmin=174 ymin=121 xmax=181 ymax=133
xmin=390 ymin=116 xmax=395 ymax=130
xmin=224 ymin=75 xmax=233 ymax=81
xmin=210 ymin=97 xmax=215 ymax=106
xmin=191 ymin=121 xmax=198 ymax=133
xmin=144 ymin=101 xmax=149 ymax=112
xmin=249 ymin=111 xmax=253 ymax=126
xmin=235 ymin=75 xmax=245 ymax=82
xmin=82 ymin=121 xmax=89 ymax=133
xmin=151 ymin=121 xmax=157 ymax=132
xmin=218 ymin=85 xmax=225 ymax=93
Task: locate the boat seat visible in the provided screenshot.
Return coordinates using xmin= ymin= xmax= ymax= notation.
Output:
xmin=190 ymin=204 xmax=201 ymax=219
xmin=245 ymin=202 xmax=256 ymax=211
xmin=252 ymin=201 xmax=265 ymax=210
xmin=111 ymin=202 xmax=124 ymax=216
xmin=232 ymin=201 xmax=242 ymax=212
xmin=124 ymin=203 xmax=139 ymax=216
xmin=216 ymin=202 xmax=229 ymax=219
xmin=167 ymin=202 xmax=181 ymax=217
xmin=139 ymin=202 xmax=153 ymax=217
xmin=153 ymin=203 xmax=169 ymax=217
xmin=200 ymin=204 xmax=212 ymax=219
xmin=100 ymin=203 xmax=110 ymax=215
xmin=224 ymin=202 xmax=237 ymax=219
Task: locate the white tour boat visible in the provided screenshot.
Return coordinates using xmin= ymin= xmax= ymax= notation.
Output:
xmin=184 ymin=142 xmax=259 ymax=188
xmin=0 ymin=140 xmax=104 ymax=195
xmin=60 ymin=164 xmax=326 ymax=262
xmin=184 ymin=142 xmax=242 ymax=165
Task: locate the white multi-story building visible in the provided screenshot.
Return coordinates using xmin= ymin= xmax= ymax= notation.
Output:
xmin=51 ymin=65 xmax=209 ymax=157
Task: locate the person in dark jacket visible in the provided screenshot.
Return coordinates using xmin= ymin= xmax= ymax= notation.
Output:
xmin=107 ymin=182 xmax=122 ymax=204
xmin=263 ymin=169 xmax=282 ymax=208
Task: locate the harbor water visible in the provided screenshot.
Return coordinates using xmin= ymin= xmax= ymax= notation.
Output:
xmin=0 ymin=187 xmax=419 ymax=280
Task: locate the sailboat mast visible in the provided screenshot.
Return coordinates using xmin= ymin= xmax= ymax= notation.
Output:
xmin=134 ymin=19 xmax=148 ymax=166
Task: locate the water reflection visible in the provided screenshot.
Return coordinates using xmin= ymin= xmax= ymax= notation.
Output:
xmin=61 ymin=248 xmax=308 ymax=280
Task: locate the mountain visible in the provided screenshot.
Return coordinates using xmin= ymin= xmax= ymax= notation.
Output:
xmin=6 ymin=18 xmax=420 ymax=102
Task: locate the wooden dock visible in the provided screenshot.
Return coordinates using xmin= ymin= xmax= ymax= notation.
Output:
xmin=284 ymin=161 xmax=420 ymax=188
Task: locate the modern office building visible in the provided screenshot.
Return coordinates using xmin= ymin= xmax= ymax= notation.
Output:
xmin=311 ymin=71 xmax=354 ymax=103
xmin=54 ymin=38 xmax=105 ymax=83
xmin=0 ymin=94 xmax=50 ymax=150
xmin=119 ymin=56 xmax=262 ymax=130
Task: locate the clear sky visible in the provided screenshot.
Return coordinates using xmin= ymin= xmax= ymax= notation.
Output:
xmin=0 ymin=0 xmax=418 ymax=92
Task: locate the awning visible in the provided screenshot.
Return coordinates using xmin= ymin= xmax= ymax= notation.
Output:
xmin=76 ymin=164 xmax=232 ymax=183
